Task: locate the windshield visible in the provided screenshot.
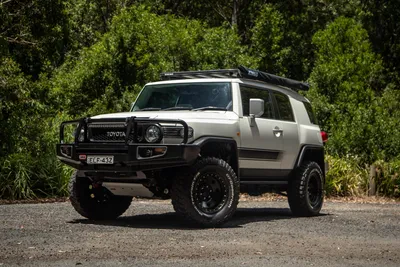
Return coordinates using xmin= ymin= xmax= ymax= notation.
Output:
xmin=131 ymin=82 xmax=232 ymax=111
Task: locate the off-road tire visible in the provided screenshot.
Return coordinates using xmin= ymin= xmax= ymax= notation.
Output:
xmin=69 ymin=171 xmax=132 ymax=220
xmin=288 ymin=161 xmax=324 ymax=216
xmin=171 ymin=157 xmax=239 ymax=227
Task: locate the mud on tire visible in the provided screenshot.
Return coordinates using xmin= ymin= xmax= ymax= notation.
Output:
xmin=171 ymin=157 xmax=239 ymax=227
xmin=69 ymin=171 xmax=132 ymax=220
xmin=288 ymin=161 xmax=324 ymax=216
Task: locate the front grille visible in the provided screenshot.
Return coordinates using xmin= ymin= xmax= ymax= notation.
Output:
xmin=163 ymin=126 xmax=183 ymax=137
xmin=88 ymin=123 xmax=137 ymax=143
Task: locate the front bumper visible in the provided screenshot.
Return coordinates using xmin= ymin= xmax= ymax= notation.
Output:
xmin=56 ymin=143 xmax=200 ymax=173
xmin=56 ymin=116 xmax=199 ymax=174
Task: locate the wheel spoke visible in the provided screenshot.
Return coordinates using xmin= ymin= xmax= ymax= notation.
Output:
xmin=193 ymin=172 xmax=228 ymax=214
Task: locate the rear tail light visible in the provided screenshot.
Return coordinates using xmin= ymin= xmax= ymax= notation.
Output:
xmin=321 ymin=131 xmax=328 ymax=143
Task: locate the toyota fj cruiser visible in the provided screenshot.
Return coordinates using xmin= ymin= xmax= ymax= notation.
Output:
xmin=57 ymin=66 xmax=327 ymax=227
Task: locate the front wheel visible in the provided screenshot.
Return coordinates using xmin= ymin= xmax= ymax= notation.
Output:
xmin=288 ymin=161 xmax=324 ymax=216
xmin=69 ymin=171 xmax=132 ymax=220
xmin=171 ymin=157 xmax=239 ymax=227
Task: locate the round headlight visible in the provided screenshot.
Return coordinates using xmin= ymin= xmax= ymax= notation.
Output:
xmin=145 ymin=125 xmax=162 ymax=143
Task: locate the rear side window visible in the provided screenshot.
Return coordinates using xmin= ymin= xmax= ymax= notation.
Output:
xmin=303 ymin=101 xmax=318 ymax=124
xmin=272 ymin=92 xmax=295 ymax=122
xmin=240 ymin=85 xmax=275 ymax=119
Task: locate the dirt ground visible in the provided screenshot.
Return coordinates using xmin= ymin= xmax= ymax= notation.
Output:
xmin=1 ymin=199 xmax=399 ymax=266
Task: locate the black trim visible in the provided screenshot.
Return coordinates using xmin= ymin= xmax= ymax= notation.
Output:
xmin=239 ymin=148 xmax=280 ymax=161
xmin=295 ymin=145 xmax=325 ymax=175
xmin=191 ymin=136 xmax=237 ymax=148
xmin=192 ymin=136 xmax=239 ymax=177
xmin=240 ymin=168 xmax=291 ymax=180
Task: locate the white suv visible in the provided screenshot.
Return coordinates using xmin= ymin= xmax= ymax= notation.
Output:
xmin=57 ymin=66 xmax=327 ymax=227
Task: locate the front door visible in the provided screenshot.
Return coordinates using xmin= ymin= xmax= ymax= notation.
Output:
xmin=238 ymin=85 xmax=284 ymax=180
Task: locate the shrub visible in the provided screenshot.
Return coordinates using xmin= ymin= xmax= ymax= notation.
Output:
xmin=373 ymin=160 xmax=400 ymax=197
xmin=325 ymin=155 xmax=369 ymax=196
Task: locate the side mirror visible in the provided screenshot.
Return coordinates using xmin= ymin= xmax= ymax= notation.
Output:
xmin=249 ymin=98 xmax=264 ymax=127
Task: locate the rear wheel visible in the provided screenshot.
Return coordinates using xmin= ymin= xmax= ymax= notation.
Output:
xmin=171 ymin=157 xmax=239 ymax=227
xmin=69 ymin=171 xmax=132 ymax=220
xmin=288 ymin=161 xmax=324 ymax=216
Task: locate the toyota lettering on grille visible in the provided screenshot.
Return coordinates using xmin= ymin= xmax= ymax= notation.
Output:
xmin=106 ymin=131 xmax=126 ymax=137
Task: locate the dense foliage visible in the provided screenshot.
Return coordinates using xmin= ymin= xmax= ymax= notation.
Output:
xmin=0 ymin=0 xmax=399 ymax=199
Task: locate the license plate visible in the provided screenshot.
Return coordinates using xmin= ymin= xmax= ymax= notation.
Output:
xmin=87 ymin=155 xmax=114 ymax=164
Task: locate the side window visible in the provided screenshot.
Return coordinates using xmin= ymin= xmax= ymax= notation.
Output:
xmin=303 ymin=101 xmax=318 ymax=124
xmin=240 ymin=85 xmax=274 ymax=119
xmin=273 ymin=92 xmax=295 ymax=122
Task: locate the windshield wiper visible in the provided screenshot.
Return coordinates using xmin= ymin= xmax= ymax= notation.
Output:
xmin=163 ymin=107 xmax=193 ymax=111
xmin=137 ymin=107 xmax=161 ymax=111
xmin=192 ymin=106 xmax=227 ymax=111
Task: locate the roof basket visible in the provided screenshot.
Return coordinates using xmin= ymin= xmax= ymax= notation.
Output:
xmin=160 ymin=65 xmax=310 ymax=91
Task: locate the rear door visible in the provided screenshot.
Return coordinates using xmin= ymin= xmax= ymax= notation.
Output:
xmin=271 ymin=91 xmax=300 ymax=172
xmin=238 ymin=85 xmax=284 ymax=180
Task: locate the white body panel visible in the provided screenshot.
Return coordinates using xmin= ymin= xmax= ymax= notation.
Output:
xmin=238 ymin=117 xmax=283 ymax=169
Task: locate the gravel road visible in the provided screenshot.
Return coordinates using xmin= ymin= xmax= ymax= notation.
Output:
xmin=1 ymin=199 xmax=399 ymax=266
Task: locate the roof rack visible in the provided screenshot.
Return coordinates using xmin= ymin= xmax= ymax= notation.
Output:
xmin=160 ymin=65 xmax=310 ymax=91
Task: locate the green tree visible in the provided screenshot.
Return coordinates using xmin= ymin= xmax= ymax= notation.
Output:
xmin=308 ymin=17 xmax=384 ymax=163
xmin=361 ymin=0 xmax=400 ymax=86
xmin=251 ymin=1 xmax=362 ymax=81
xmin=0 ymin=0 xmax=69 ymax=78
xmin=52 ymin=5 xmax=255 ymax=117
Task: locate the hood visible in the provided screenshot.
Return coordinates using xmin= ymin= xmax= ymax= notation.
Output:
xmin=91 ymin=110 xmax=239 ymax=121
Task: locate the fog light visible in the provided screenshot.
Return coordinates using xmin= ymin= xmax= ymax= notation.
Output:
xmin=137 ymin=146 xmax=167 ymax=159
xmin=144 ymin=148 xmax=153 ymax=157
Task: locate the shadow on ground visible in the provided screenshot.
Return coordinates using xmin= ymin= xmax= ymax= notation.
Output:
xmin=68 ymin=207 xmax=328 ymax=230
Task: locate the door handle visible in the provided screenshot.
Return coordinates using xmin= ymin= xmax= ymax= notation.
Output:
xmin=273 ymin=126 xmax=283 ymax=137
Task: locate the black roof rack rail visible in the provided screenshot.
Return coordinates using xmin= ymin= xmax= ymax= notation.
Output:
xmin=160 ymin=65 xmax=309 ymax=91
xmin=161 ymin=69 xmax=240 ymax=80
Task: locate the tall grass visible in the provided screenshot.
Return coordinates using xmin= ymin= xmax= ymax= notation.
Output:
xmin=373 ymin=160 xmax=400 ymax=197
xmin=0 ymin=112 xmax=73 ymax=200
xmin=325 ymin=155 xmax=400 ymax=198
xmin=0 ymin=154 xmax=36 ymax=199
xmin=325 ymin=155 xmax=369 ymax=196
xmin=0 ymin=153 xmax=73 ymax=199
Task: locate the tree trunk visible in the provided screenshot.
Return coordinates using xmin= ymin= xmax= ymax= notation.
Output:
xmin=232 ymin=0 xmax=238 ymax=27
xmin=368 ymin=164 xmax=376 ymax=196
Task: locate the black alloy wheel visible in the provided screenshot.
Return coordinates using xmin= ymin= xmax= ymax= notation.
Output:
xmin=192 ymin=172 xmax=228 ymax=215
xmin=171 ymin=157 xmax=239 ymax=227
xmin=288 ymin=161 xmax=324 ymax=216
